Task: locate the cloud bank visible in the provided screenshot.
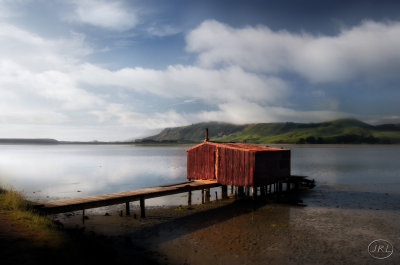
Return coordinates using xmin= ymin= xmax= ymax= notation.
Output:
xmin=187 ymin=19 xmax=400 ymax=83
xmin=1 ymin=14 xmax=399 ymax=140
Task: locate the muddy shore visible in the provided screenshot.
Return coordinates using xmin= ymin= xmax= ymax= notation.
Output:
xmin=51 ymin=186 xmax=400 ymax=265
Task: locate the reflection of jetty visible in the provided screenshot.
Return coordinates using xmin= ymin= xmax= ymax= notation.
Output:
xmin=33 ymin=129 xmax=315 ymax=219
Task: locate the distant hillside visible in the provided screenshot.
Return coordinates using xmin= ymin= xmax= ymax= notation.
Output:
xmin=136 ymin=119 xmax=400 ymax=144
xmin=139 ymin=122 xmax=247 ymax=143
xmin=0 ymin=138 xmax=59 ymax=144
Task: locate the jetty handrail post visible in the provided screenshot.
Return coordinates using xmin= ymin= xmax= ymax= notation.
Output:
xmin=140 ymin=195 xmax=145 ymax=218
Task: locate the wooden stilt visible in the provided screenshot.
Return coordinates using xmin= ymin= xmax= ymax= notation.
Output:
xmin=201 ymin=189 xmax=205 ymax=204
xmin=215 ymin=191 xmax=218 ymax=201
xmin=188 ymin=190 xmax=192 ymax=206
xmin=230 ymin=185 xmax=234 ymax=195
xmin=238 ymin=186 xmax=244 ymax=197
xmin=125 ymin=201 xmax=130 ymax=215
xmin=140 ymin=196 xmax=145 ymax=218
xmin=252 ymin=186 xmax=257 ymax=200
xmin=82 ymin=209 xmax=85 ymax=224
xmin=261 ymin=185 xmax=266 ymax=198
xmin=205 ymin=188 xmax=210 ymax=203
xmin=221 ymin=185 xmax=228 ymax=199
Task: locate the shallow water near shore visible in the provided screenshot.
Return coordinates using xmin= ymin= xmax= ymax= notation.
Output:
xmin=0 ymin=144 xmax=399 ymax=200
xmin=1 ymin=144 xmax=399 ymax=264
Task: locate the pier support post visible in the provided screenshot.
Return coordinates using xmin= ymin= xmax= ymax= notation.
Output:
xmin=221 ymin=185 xmax=228 ymax=199
xmin=188 ymin=190 xmax=192 ymax=206
xmin=125 ymin=201 xmax=130 ymax=216
xmin=205 ymin=189 xmax=210 ymax=203
xmin=201 ymin=189 xmax=205 ymax=204
xmin=230 ymin=185 xmax=234 ymax=195
xmin=140 ymin=196 xmax=145 ymax=218
xmin=238 ymin=186 xmax=244 ymax=197
xmin=252 ymin=186 xmax=257 ymax=200
xmin=82 ymin=209 xmax=85 ymax=224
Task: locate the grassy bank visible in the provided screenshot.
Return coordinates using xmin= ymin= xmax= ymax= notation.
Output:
xmin=0 ymin=186 xmax=161 ymax=265
xmin=0 ymin=187 xmax=65 ymax=247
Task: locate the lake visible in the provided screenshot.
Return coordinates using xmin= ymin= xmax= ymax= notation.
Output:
xmin=0 ymin=144 xmax=399 ymax=206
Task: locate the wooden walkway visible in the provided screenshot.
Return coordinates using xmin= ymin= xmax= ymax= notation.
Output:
xmin=33 ymin=180 xmax=221 ymax=217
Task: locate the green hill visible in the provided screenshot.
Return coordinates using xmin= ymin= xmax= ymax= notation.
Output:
xmin=137 ymin=119 xmax=400 ymax=144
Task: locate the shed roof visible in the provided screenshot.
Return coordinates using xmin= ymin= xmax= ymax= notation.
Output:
xmin=186 ymin=141 xmax=287 ymax=152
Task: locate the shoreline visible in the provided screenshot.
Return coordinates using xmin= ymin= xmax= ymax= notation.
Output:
xmin=54 ymin=186 xmax=400 ymax=265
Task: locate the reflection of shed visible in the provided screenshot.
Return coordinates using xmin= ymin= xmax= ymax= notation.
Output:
xmin=186 ymin=141 xmax=290 ymax=186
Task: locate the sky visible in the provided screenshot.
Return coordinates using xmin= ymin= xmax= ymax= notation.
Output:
xmin=0 ymin=0 xmax=400 ymax=141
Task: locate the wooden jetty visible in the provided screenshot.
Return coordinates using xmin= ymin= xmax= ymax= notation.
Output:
xmin=32 ymin=129 xmax=315 ymax=219
xmin=33 ymin=179 xmax=221 ymax=217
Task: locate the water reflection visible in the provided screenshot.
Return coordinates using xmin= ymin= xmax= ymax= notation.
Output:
xmin=0 ymin=144 xmax=399 ymax=205
xmin=0 ymin=145 xmax=188 ymax=202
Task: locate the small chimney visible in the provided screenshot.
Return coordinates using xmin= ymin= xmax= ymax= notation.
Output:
xmin=205 ymin=128 xmax=209 ymax=142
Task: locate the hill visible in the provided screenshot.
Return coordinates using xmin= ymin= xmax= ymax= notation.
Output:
xmin=136 ymin=119 xmax=400 ymax=144
xmin=0 ymin=138 xmax=59 ymax=144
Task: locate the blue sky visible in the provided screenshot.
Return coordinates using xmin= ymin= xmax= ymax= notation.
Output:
xmin=0 ymin=0 xmax=399 ymax=141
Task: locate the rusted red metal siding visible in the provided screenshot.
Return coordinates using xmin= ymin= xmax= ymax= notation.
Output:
xmin=186 ymin=142 xmax=290 ymax=186
xmin=187 ymin=143 xmax=216 ymax=180
xmin=216 ymin=147 xmax=255 ymax=186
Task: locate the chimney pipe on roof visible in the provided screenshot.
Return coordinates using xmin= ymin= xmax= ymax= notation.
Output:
xmin=205 ymin=128 xmax=209 ymax=142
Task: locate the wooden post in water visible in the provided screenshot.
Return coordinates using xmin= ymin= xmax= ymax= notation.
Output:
xmin=125 ymin=201 xmax=130 ymax=215
xmin=215 ymin=191 xmax=218 ymax=201
xmin=221 ymin=185 xmax=228 ymax=199
xmin=252 ymin=186 xmax=257 ymax=200
xmin=188 ymin=190 xmax=192 ymax=206
xmin=238 ymin=186 xmax=244 ymax=197
xmin=205 ymin=188 xmax=210 ymax=203
xmin=245 ymin=186 xmax=250 ymax=197
xmin=82 ymin=209 xmax=85 ymax=224
xmin=140 ymin=196 xmax=145 ymax=218
xmin=201 ymin=189 xmax=205 ymax=204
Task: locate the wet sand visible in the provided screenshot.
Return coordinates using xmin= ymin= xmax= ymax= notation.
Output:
xmin=56 ymin=186 xmax=400 ymax=265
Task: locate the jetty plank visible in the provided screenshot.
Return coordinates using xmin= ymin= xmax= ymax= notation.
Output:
xmin=33 ymin=180 xmax=221 ymax=214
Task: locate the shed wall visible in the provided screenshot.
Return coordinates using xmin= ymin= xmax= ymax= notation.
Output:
xmin=187 ymin=143 xmax=216 ymax=180
xmin=216 ymin=147 xmax=255 ymax=186
xmin=254 ymin=150 xmax=291 ymax=185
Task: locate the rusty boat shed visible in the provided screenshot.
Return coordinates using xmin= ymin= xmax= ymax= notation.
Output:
xmin=186 ymin=141 xmax=290 ymax=187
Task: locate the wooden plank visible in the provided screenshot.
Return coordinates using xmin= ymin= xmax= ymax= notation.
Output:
xmin=33 ymin=180 xmax=220 ymax=214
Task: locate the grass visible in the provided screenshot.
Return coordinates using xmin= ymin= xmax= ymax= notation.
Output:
xmin=0 ymin=185 xmax=166 ymax=265
xmin=0 ymin=186 xmax=65 ymax=247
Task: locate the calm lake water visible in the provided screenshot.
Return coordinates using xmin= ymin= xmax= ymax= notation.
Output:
xmin=0 ymin=144 xmax=399 ymax=206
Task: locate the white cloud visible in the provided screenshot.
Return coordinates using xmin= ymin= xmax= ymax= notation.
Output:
xmin=67 ymin=0 xmax=138 ymax=31
xmin=195 ymin=100 xmax=349 ymax=124
xmin=186 ymin=19 xmax=400 ymax=83
xmin=74 ymin=63 xmax=289 ymax=105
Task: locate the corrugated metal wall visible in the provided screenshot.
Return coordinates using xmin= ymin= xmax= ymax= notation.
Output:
xmin=216 ymin=147 xmax=255 ymax=186
xmin=187 ymin=142 xmax=291 ymax=186
xmin=187 ymin=143 xmax=216 ymax=180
